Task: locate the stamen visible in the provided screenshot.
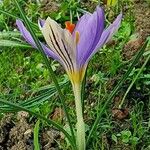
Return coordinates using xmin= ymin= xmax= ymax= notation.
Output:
xmin=65 ymin=21 xmax=75 ymax=33
xmin=75 ymin=31 xmax=80 ymax=45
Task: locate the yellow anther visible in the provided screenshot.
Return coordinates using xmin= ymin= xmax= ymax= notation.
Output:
xmin=75 ymin=31 xmax=80 ymax=45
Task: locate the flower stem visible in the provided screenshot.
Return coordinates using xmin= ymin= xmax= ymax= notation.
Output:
xmin=73 ymin=83 xmax=85 ymax=150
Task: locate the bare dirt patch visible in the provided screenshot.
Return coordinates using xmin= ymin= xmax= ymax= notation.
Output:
xmin=122 ymin=0 xmax=150 ymax=60
xmin=0 ymin=112 xmax=61 ymax=150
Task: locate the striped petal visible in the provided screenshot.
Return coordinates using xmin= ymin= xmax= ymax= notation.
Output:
xmin=40 ymin=17 xmax=76 ymax=72
xmin=16 ymin=20 xmax=62 ymax=63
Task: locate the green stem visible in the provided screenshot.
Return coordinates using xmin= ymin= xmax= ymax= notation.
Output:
xmin=34 ymin=120 xmax=40 ymax=150
xmin=119 ymin=55 xmax=150 ymax=108
xmin=73 ymin=83 xmax=85 ymax=150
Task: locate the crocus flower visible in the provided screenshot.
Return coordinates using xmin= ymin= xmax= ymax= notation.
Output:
xmin=16 ymin=7 xmax=122 ymax=85
xmin=16 ymin=6 xmax=122 ymax=150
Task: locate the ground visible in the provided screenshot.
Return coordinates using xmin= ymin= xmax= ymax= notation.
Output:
xmin=0 ymin=0 xmax=150 ymax=150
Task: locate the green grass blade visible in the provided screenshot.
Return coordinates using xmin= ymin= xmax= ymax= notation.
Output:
xmin=0 ymin=90 xmax=53 ymax=112
xmin=0 ymin=31 xmax=21 ymax=39
xmin=30 ymin=79 xmax=68 ymax=93
xmin=21 ymin=90 xmax=55 ymax=107
xmin=13 ymin=0 xmax=76 ymax=146
xmin=0 ymin=40 xmax=32 ymax=48
xmin=0 ymin=80 xmax=69 ymax=112
xmin=119 ymin=54 xmax=150 ymax=108
xmin=0 ymin=9 xmax=18 ymax=19
xmin=86 ymin=40 xmax=149 ymax=145
xmin=0 ymin=98 xmax=75 ymax=149
xmin=34 ymin=120 xmax=40 ymax=150
xmin=0 ymin=31 xmax=42 ymax=39
xmin=0 ymin=9 xmax=38 ymax=30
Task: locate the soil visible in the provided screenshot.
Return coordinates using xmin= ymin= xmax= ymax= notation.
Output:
xmin=0 ymin=113 xmax=32 ymax=150
xmin=134 ymin=0 xmax=150 ymax=39
xmin=0 ymin=0 xmax=150 ymax=150
xmin=40 ymin=0 xmax=60 ymax=14
xmin=113 ymin=0 xmax=150 ymax=112
xmin=81 ymin=0 xmax=98 ymax=12
xmin=107 ymin=1 xmax=150 ymax=149
xmin=122 ymin=0 xmax=150 ymax=60
xmin=0 ymin=112 xmax=60 ymax=150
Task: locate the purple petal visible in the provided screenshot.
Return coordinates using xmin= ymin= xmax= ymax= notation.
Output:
xmin=16 ymin=19 xmax=36 ymax=47
xmin=38 ymin=19 xmax=45 ymax=28
xmin=73 ymin=13 xmax=91 ymax=36
xmin=104 ymin=13 xmax=122 ymax=43
xmin=16 ymin=19 xmax=62 ymax=63
xmin=92 ymin=7 xmax=105 ymax=48
xmin=74 ymin=7 xmax=105 ymax=67
xmin=81 ymin=13 xmax=122 ymax=66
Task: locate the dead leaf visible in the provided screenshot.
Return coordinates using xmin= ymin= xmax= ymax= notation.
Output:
xmin=112 ymin=108 xmax=129 ymax=120
xmin=51 ymin=107 xmax=64 ymax=122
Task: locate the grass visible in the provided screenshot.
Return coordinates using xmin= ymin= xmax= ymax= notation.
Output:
xmin=0 ymin=0 xmax=150 ymax=149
